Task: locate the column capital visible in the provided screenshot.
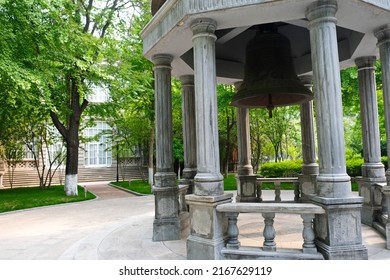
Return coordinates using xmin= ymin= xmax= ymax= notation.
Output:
xmin=375 ymin=24 xmax=390 ymax=47
xmin=179 ymin=74 xmax=194 ymax=86
xmin=299 ymin=75 xmax=313 ymax=87
xmin=190 ymin=18 xmax=217 ymax=37
xmin=305 ymin=0 xmax=337 ymax=25
xmin=151 ymin=53 xmax=173 ymax=67
xmin=355 ymin=56 xmax=376 ymax=70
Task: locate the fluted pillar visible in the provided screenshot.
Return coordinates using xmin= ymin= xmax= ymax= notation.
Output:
xmin=355 ymin=56 xmax=386 ymax=225
xmin=152 ymin=54 xmax=180 ymax=241
xmin=306 ymin=0 xmax=367 ymax=260
xmin=375 ymin=25 xmax=390 ymax=185
xmin=235 ymin=82 xmax=258 ymax=202
xmin=298 ymin=75 xmax=319 ymax=201
xmin=186 ymin=18 xmax=232 ymax=260
xmin=375 ymin=24 xmax=390 ymax=245
xmin=180 ymin=75 xmax=197 ymax=193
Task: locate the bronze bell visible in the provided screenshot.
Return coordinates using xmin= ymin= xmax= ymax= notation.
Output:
xmin=231 ymin=29 xmax=313 ymax=117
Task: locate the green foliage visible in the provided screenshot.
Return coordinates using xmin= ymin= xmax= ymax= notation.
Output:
xmin=346 ymin=156 xmax=364 ymax=177
xmin=259 ymin=157 xmax=388 ymax=179
xmin=0 ymin=185 xmax=95 ymax=213
xmin=259 ymin=160 xmax=303 ymax=177
xmin=111 ymin=180 xmax=152 ymax=195
xmin=223 ymin=174 xmax=237 ymax=190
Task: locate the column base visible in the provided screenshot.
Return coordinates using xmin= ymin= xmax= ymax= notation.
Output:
xmin=179 ymin=178 xmax=194 ymax=194
xmin=362 ymin=163 xmax=386 ymax=178
xmin=236 ymin=175 xmax=260 ymax=202
xmin=194 ymin=173 xmax=224 ymax=196
xmin=153 ymin=218 xmax=181 ymax=241
xmin=298 ymin=174 xmax=317 ymax=202
xmin=187 ymin=235 xmax=226 ymax=260
xmin=152 ymin=186 xmax=181 ymax=241
xmin=310 ymin=196 xmax=368 ymax=260
xmin=186 ymin=193 xmax=233 ymax=259
xmin=315 ymin=241 xmax=368 ymax=260
xmin=355 ymin=177 xmax=386 ymax=226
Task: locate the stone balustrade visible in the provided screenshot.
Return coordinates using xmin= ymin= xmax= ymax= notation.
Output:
xmin=256 ymin=177 xmax=300 ymax=202
xmin=372 ymin=183 xmax=390 ymax=249
xmin=216 ymin=202 xmax=325 ymax=260
xmin=178 ymin=184 xmax=189 ymax=213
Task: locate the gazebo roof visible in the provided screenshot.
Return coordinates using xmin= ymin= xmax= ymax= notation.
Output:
xmin=142 ymin=0 xmax=390 ymax=83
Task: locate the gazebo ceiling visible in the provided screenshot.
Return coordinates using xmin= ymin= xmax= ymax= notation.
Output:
xmin=142 ymin=0 xmax=390 ymax=83
xmin=181 ymin=22 xmax=364 ymax=80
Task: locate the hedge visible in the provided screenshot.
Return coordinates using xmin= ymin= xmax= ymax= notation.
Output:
xmin=259 ymin=160 xmax=303 ymax=177
xmin=259 ymin=156 xmax=388 ymax=178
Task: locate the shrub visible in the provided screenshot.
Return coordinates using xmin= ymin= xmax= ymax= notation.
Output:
xmin=346 ymin=156 xmax=364 ymax=177
xmin=259 ymin=160 xmax=303 ymax=178
xmin=259 ymin=156 xmax=388 ymax=178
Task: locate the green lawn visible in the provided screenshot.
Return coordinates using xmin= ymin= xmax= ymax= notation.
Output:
xmin=225 ymin=174 xmax=359 ymax=192
xmin=110 ymin=175 xmax=360 ymax=195
xmin=0 ymin=185 xmax=95 ymax=213
xmin=111 ymin=180 xmax=153 ymax=195
xmin=111 ymin=176 xmax=238 ymax=194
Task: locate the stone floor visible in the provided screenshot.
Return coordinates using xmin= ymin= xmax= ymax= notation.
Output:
xmin=0 ymin=182 xmax=388 ymax=260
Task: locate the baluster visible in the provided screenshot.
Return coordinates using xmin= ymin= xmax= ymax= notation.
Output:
xmin=275 ymin=182 xmax=281 ymax=202
xmin=301 ymin=214 xmax=317 ymax=253
xmin=226 ymin=213 xmax=240 ymax=249
xmin=262 ymin=212 xmax=276 ymax=251
xmin=294 ymin=182 xmax=300 ymax=202
xmin=257 ymin=181 xmax=263 ymax=202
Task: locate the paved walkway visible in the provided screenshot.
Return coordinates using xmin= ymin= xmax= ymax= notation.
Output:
xmin=0 ymin=182 xmax=389 ymax=260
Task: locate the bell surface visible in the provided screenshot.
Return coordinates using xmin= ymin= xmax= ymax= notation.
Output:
xmin=231 ymin=30 xmax=313 ymax=108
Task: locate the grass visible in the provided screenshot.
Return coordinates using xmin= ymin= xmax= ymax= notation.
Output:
xmin=111 ymin=180 xmax=153 ymax=195
xmin=110 ymin=175 xmax=360 ymax=195
xmin=226 ymin=174 xmax=359 ymax=192
xmin=0 ymin=185 xmax=96 ymax=213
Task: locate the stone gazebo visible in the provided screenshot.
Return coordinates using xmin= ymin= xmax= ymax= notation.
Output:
xmin=141 ymin=0 xmax=390 ymax=260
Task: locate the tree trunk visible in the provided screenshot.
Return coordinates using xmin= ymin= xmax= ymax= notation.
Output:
xmin=64 ymin=124 xmax=79 ymax=196
xmin=148 ymin=126 xmax=154 ymax=185
xmin=50 ymin=76 xmax=87 ymax=197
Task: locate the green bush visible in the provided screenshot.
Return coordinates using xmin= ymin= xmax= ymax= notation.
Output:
xmin=346 ymin=156 xmax=364 ymax=177
xmin=259 ymin=156 xmax=388 ymax=178
xmin=259 ymin=160 xmax=303 ymax=178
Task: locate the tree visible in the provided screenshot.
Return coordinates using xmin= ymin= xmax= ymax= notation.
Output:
xmin=217 ymin=85 xmax=237 ymax=177
xmin=258 ymin=106 xmax=300 ymax=162
xmin=0 ymin=0 xmax=148 ymax=195
xmin=91 ymin=2 xmax=156 ymax=184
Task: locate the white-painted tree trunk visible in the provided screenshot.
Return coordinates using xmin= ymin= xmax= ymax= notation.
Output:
xmin=148 ymin=167 xmax=154 ymax=186
xmin=64 ymin=174 xmax=78 ymax=196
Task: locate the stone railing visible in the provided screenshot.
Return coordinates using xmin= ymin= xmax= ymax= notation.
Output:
xmin=178 ymin=184 xmax=189 ymax=213
xmin=256 ymin=177 xmax=300 ymax=202
xmin=373 ymin=183 xmax=390 ymax=249
xmin=118 ymin=156 xmax=142 ymax=166
xmin=217 ymin=202 xmax=325 ymax=260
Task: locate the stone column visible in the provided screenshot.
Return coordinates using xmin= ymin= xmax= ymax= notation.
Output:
xmin=298 ymin=75 xmax=319 ymax=201
xmin=306 ymin=0 xmax=367 ymax=260
xmin=186 ymin=18 xmax=233 ymax=260
xmin=355 ymin=56 xmax=386 ymax=225
xmin=234 ymin=82 xmax=258 ymax=202
xmin=151 ymin=54 xmax=180 ymax=241
xmin=375 ymin=24 xmax=390 ymax=246
xmin=179 ymin=75 xmax=197 ymax=193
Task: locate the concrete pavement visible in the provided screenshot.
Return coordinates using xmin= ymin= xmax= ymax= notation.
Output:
xmin=0 ymin=182 xmax=389 ymax=260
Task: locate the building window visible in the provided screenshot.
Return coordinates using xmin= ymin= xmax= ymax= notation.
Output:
xmin=89 ymin=85 xmax=109 ymax=103
xmin=84 ymin=122 xmax=112 ymax=167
